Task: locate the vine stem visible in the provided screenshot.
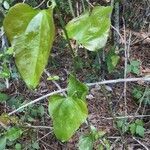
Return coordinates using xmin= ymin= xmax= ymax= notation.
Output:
xmin=55 ymin=2 xmax=77 ymax=74
xmin=55 ymin=6 xmax=75 ymax=59
xmin=8 ymin=77 xmax=150 ymax=116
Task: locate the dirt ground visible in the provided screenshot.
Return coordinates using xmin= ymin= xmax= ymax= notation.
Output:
xmin=0 ymin=0 xmax=150 ymax=149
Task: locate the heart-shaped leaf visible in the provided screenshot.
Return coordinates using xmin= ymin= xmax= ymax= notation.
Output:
xmin=65 ymin=6 xmax=112 ymax=51
xmin=48 ymin=95 xmax=88 ymax=142
xmin=3 ymin=3 xmax=55 ymax=89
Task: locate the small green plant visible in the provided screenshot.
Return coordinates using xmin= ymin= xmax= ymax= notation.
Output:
xmin=0 ymin=47 xmax=13 ymax=79
xmin=0 ymin=127 xmax=23 ymax=150
xmin=129 ymin=119 xmax=145 ymax=137
xmin=116 ymin=118 xmax=129 ymax=133
xmin=78 ymin=125 xmax=110 ymax=150
xmin=132 ymin=86 xmax=150 ymax=105
xmin=127 ymin=60 xmax=140 ymax=75
xmin=0 ymin=92 xmax=9 ymax=102
xmin=106 ymin=47 xmax=120 ymax=73
xmin=116 ymin=119 xmax=145 ymax=137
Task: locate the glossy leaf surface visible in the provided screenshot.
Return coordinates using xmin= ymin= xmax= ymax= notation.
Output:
xmin=65 ymin=6 xmax=112 ymax=51
xmin=48 ymin=95 xmax=88 ymax=141
xmin=3 ymin=3 xmax=55 ymax=88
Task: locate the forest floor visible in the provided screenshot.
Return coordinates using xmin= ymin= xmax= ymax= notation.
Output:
xmin=0 ymin=0 xmax=150 ymax=150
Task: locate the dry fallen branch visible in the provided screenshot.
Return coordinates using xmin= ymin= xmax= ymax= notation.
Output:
xmin=86 ymin=77 xmax=150 ymax=86
xmin=9 ymin=77 xmax=150 ymax=116
xmin=100 ymin=114 xmax=150 ymax=120
xmin=8 ymin=89 xmax=67 ymax=116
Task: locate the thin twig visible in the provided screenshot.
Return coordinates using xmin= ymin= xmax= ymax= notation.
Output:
xmin=86 ymin=0 xmax=94 ymax=7
xmin=134 ymin=87 xmax=148 ymax=117
xmin=111 ymin=25 xmax=124 ymax=43
xmin=34 ymin=0 xmax=45 ymax=9
xmin=110 ymin=137 xmax=121 ymax=150
xmin=86 ymin=77 xmax=150 ymax=86
xmin=133 ymin=137 xmax=149 ymax=150
xmin=123 ymin=17 xmax=128 ymax=116
xmin=36 ymin=132 xmax=52 ymax=142
xmin=40 ymin=140 xmax=55 ymax=150
xmin=113 ymin=2 xmax=120 ymax=48
xmin=25 ymin=124 xmax=52 ymax=130
xmin=100 ymin=114 xmax=150 ymax=120
xmin=8 ymin=89 xmax=67 ymax=116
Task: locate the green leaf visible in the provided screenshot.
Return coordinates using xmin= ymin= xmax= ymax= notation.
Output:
xmin=0 ymin=83 xmax=6 ymax=91
xmin=90 ymin=125 xmax=106 ymax=140
xmin=6 ymin=47 xmax=14 ymax=55
xmin=106 ymin=48 xmax=120 ymax=73
xmin=15 ymin=143 xmax=22 ymax=150
xmin=0 ymin=64 xmax=10 ymax=78
xmin=129 ymin=123 xmax=136 ymax=135
xmin=103 ymin=138 xmax=110 ymax=150
xmin=116 ymin=120 xmax=123 ymax=129
xmin=6 ymin=95 xmax=24 ymax=109
xmin=5 ymin=127 xmax=23 ymax=141
xmin=130 ymin=60 xmax=140 ymax=67
xmin=135 ymin=119 xmax=144 ymax=126
xmin=66 ymin=6 xmax=112 ymax=51
xmin=78 ymin=135 xmax=94 ymax=150
xmin=130 ymin=60 xmax=140 ymax=75
xmin=3 ymin=3 xmax=39 ymax=42
xmin=98 ymin=144 xmax=104 ymax=150
xmin=32 ymin=142 xmax=40 ymax=149
xmin=0 ymin=136 xmax=6 ymax=150
xmin=48 ymin=95 xmax=88 ymax=141
xmin=117 ymin=119 xmax=129 ymax=133
xmin=0 ymin=93 xmax=9 ymax=103
xmin=132 ymin=67 xmax=140 ymax=75
xmin=132 ymin=88 xmax=143 ymax=100
xmin=136 ymin=125 xmax=145 ymax=137
xmin=67 ymin=74 xmax=88 ymax=100
xmin=3 ymin=3 xmax=55 ymax=89
xmin=37 ymin=105 xmax=45 ymax=117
